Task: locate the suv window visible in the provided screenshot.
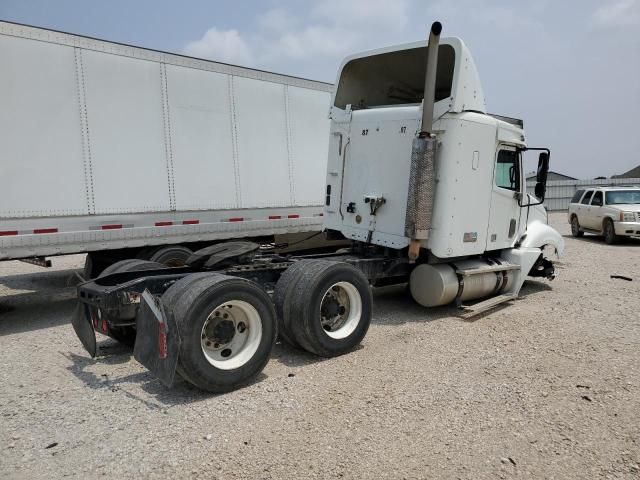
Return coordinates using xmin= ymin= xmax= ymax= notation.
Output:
xmin=581 ymin=190 xmax=594 ymax=204
xmin=495 ymin=149 xmax=520 ymax=191
xmin=571 ymin=190 xmax=585 ymax=203
xmin=591 ymin=191 xmax=603 ymax=206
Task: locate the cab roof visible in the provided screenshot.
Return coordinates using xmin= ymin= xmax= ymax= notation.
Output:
xmin=333 ymin=37 xmax=486 ymax=116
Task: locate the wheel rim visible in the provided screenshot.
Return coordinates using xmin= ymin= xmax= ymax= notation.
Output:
xmin=319 ymin=282 xmax=362 ymax=339
xmin=200 ymin=300 xmax=262 ymax=370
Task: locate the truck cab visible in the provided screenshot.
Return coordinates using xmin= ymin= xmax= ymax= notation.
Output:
xmin=323 ymin=30 xmax=563 ymax=311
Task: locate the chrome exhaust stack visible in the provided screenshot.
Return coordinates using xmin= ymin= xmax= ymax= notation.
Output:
xmin=406 ymin=21 xmax=442 ymax=260
xmin=420 ymin=21 xmax=442 ymax=136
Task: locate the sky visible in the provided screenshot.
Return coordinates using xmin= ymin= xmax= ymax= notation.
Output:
xmin=1 ymin=0 xmax=639 ymax=179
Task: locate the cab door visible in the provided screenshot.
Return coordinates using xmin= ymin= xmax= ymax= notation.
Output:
xmin=486 ymin=145 xmax=522 ymax=251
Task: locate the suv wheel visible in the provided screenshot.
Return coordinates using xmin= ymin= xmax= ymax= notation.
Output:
xmin=604 ymin=218 xmax=618 ymax=245
xmin=570 ymin=216 xmax=584 ymax=237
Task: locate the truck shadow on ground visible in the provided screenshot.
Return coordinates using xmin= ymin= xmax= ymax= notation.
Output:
xmin=64 ymin=346 xmax=269 ymax=408
xmin=0 ymin=268 xmax=80 ymax=334
xmin=372 ymin=284 xmax=466 ymax=325
xmin=0 ymin=295 xmax=76 ymax=336
xmin=518 ymin=279 xmax=553 ymax=297
xmin=0 ymin=268 xmax=80 ymax=291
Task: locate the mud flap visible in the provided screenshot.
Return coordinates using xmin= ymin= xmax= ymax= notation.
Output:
xmin=133 ymin=290 xmax=181 ymax=388
xmin=71 ymin=303 xmax=97 ymax=358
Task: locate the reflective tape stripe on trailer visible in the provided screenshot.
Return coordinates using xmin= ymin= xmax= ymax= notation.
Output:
xmin=0 ymin=213 xmax=316 ymax=236
xmin=1 ymin=228 xmax=58 ymax=235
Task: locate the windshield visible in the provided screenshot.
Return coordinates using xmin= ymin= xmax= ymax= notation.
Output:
xmin=605 ymin=190 xmax=640 ymax=205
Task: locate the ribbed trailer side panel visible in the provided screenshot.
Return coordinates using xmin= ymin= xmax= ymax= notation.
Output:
xmin=0 ymin=21 xmax=332 ymax=260
xmin=82 ymin=49 xmax=172 ymax=214
xmin=0 ymin=34 xmax=89 ymax=218
xmin=165 ymin=65 xmax=237 ymax=211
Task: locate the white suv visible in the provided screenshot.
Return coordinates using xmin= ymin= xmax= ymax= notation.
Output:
xmin=568 ymin=186 xmax=640 ymax=244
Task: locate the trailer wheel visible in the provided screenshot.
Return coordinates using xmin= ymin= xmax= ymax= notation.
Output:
xmin=83 ymin=253 xmax=113 ymax=279
xmin=149 ymin=246 xmax=193 ymax=267
xmin=162 ymin=274 xmax=276 ymax=392
xmin=98 ymin=259 xmax=164 ymax=279
xmin=137 ymin=245 xmax=193 ymax=266
xmin=289 ymin=261 xmax=372 ymax=357
xmin=97 ymin=259 xmax=164 ymax=345
xmin=273 ymin=260 xmax=322 ymax=348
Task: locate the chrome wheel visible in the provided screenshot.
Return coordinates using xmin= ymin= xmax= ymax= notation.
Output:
xmin=319 ymin=282 xmax=362 ymax=339
xmin=200 ymin=300 xmax=262 ymax=370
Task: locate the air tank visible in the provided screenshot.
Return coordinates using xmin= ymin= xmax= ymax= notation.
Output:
xmin=409 ymin=259 xmax=515 ymax=307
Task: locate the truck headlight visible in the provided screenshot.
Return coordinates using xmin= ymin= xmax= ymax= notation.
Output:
xmin=620 ymin=211 xmax=636 ymax=222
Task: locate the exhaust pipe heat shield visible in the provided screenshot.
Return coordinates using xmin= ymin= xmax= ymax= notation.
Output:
xmin=405 ymin=136 xmax=437 ymax=240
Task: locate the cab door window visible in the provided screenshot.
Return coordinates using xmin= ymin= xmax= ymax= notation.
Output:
xmin=495 ymin=149 xmax=520 ymax=191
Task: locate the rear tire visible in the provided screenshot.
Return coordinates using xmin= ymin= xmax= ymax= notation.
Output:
xmin=570 ymin=216 xmax=584 ymax=237
xmin=289 ymin=261 xmax=372 ymax=357
xmin=604 ymin=218 xmax=618 ymax=245
xmin=158 ymin=273 xmax=224 ymax=385
xmin=273 ymin=260 xmax=321 ymax=348
xmin=162 ymin=274 xmax=276 ymax=392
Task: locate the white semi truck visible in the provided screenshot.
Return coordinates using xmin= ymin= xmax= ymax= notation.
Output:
xmin=0 ymin=21 xmax=333 ymax=276
xmin=72 ymin=22 xmax=564 ymax=393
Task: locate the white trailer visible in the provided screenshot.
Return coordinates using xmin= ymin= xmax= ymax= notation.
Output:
xmin=0 ymin=21 xmax=332 ymax=274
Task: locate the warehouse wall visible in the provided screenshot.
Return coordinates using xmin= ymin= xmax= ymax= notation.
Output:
xmin=526 ymin=178 xmax=640 ymax=211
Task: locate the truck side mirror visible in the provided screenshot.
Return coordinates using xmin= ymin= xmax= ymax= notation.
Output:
xmin=534 ymin=152 xmax=549 ymax=200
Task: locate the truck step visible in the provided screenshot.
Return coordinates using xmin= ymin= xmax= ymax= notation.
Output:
xmin=456 ymin=263 xmax=520 ymax=276
xmin=460 ymin=294 xmax=516 ymax=319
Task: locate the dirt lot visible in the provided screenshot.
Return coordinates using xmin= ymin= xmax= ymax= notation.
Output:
xmin=0 ymin=212 xmax=638 ymax=479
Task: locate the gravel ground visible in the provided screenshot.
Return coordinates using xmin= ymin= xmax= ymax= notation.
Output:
xmin=1 ymin=212 xmax=639 ymax=479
